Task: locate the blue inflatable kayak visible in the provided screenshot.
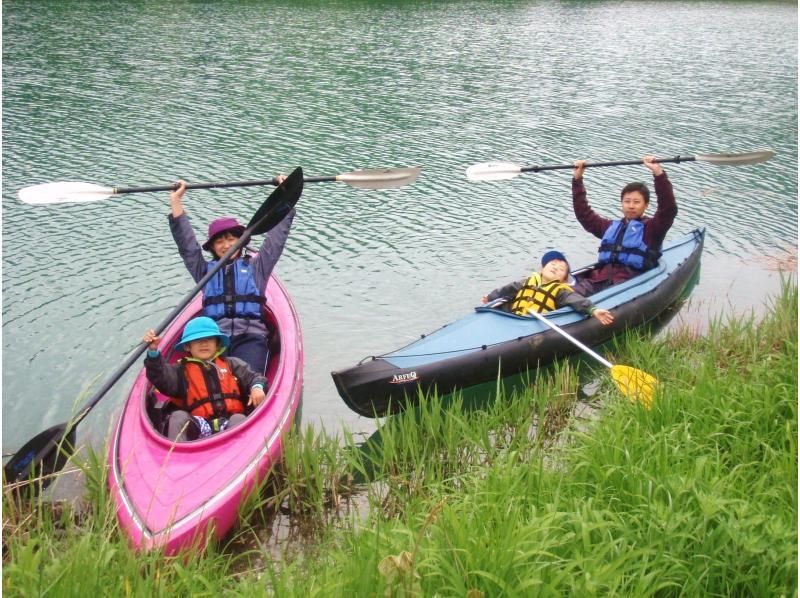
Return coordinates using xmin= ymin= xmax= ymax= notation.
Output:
xmin=332 ymin=228 xmax=705 ymax=417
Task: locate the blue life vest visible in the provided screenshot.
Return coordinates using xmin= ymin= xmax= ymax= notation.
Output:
xmin=597 ymin=219 xmax=660 ymax=270
xmin=202 ymin=256 xmax=264 ymax=320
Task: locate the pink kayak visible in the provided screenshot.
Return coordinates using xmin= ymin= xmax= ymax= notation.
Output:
xmin=108 ymin=275 xmax=303 ymax=554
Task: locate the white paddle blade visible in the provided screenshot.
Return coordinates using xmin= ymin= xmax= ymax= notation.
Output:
xmin=18 ymin=182 xmax=115 ymax=205
xmin=695 ymin=150 xmax=775 ymax=166
xmin=466 ymin=162 xmax=523 ymax=181
xmin=338 ymin=167 xmax=421 ymax=189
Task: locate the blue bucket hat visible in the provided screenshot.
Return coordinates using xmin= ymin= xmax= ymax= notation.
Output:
xmin=176 ymin=317 xmax=230 ymax=352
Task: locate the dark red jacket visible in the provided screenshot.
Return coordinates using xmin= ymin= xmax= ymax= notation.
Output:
xmin=572 ymin=172 xmax=678 ymax=285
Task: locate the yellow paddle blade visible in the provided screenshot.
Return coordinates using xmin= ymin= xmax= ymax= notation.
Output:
xmin=610 ymin=365 xmax=657 ymax=408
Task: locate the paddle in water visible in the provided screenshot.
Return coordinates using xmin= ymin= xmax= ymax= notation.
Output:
xmin=3 ymin=168 xmax=306 ymax=491
xmin=465 ymin=149 xmax=775 ymax=181
xmin=528 ymin=309 xmax=657 ymax=408
xmin=17 ymin=166 xmax=421 ymax=205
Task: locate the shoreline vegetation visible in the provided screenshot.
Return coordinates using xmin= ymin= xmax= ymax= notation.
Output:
xmin=3 ymin=280 xmax=797 ymax=596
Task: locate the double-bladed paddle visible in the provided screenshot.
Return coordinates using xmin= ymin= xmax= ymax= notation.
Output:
xmin=465 ymin=149 xmax=775 ymax=181
xmin=3 ymin=168 xmax=305 ymax=491
xmin=18 ymin=166 xmax=421 ymax=205
xmin=528 ymin=309 xmax=657 ymax=408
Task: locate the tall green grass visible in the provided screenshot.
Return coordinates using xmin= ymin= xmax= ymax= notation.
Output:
xmin=4 ymin=281 xmax=796 ymax=596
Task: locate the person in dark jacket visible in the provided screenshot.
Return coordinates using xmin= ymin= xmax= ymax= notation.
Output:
xmin=168 ymin=176 xmax=292 ymax=374
xmin=143 ymin=317 xmax=267 ymax=442
xmin=482 ymin=250 xmax=614 ymax=325
xmin=572 ymin=155 xmax=678 ymax=295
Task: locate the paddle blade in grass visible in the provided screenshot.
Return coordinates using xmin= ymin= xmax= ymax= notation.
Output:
xmin=610 ymin=365 xmax=657 ymax=408
xmin=3 ymin=423 xmax=76 ymax=490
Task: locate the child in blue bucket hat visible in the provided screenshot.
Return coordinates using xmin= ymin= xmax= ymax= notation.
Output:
xmin=482 ymin=250 xmax=614 ymax=325
xmin=143 ymin=317 xmax=268 ymax=441
xmin=166 ymin=174 xmax=293 ymax=374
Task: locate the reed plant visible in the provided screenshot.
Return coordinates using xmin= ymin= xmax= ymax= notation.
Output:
xmin=3 ymin=281 xmax=796 ymax=596
xmin=3 ymin=445 xmax=236 ymax=596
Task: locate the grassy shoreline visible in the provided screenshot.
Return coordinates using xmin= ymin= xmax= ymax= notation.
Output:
xmin=4 ymin=281 xmax=797 ymax=596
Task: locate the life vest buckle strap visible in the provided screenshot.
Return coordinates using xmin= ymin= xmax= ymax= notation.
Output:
xmin=208 ymin=417 xmax=229 ymax=433
xmin=211 ymin=397 xmax=227 ymax=416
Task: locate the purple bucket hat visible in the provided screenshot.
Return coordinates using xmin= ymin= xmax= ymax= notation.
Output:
xmin=202 ymin=217 xmax=246 ymax=251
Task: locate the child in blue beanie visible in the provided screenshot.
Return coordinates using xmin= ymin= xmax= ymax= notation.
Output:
xmin=482 ymin=250 xmax=614 ymax=325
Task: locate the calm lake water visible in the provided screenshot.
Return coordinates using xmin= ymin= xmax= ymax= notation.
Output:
xmin=2 ymin=1 xmax=797 ymax=455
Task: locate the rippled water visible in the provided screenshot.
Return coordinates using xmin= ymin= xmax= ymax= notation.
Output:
xmin=3 ymin=1 xmax=797 ymax=453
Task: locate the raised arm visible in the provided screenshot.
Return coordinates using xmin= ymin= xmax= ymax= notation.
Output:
xmin=572 ymin=160 xmax=613 ymax=239
xmin=251 ymin=207 xmax=297 ymax=291
xmin=168 ymin=210 xmax=208 ymax=284
xmin=143 ymin=330 xmax=187 ymax=398
xmin=170 ymin=180 xmax=187 ymax=218
xmin=643 ymin=156 xmax=678 ymax=248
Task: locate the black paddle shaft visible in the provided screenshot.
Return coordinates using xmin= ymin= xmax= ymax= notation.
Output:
xmin=520 ymin=155 xmax=696 ymax=173
xmin=114 ymin=173 xmax=331 ymax=195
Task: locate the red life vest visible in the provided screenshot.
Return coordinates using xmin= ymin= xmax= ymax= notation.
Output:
xmin=177 ymin=357 xmax=246 ymax=419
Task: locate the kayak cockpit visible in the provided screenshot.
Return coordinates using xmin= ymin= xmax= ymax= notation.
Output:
xmin=144 ymin=306 xmax=282 ymax=440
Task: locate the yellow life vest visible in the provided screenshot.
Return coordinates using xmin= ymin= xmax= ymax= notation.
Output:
xmin=510 ymin=272 xmax=573 ymax=316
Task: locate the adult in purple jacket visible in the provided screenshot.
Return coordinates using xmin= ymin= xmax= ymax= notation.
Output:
xmin=571 ymin=155 xmax=678 ymax=296
xmin=168 ymin=177 xmax=294 ymax=374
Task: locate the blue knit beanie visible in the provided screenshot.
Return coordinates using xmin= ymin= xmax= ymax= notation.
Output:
xmin=541 ymin=250 xmax=569 ymax=270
